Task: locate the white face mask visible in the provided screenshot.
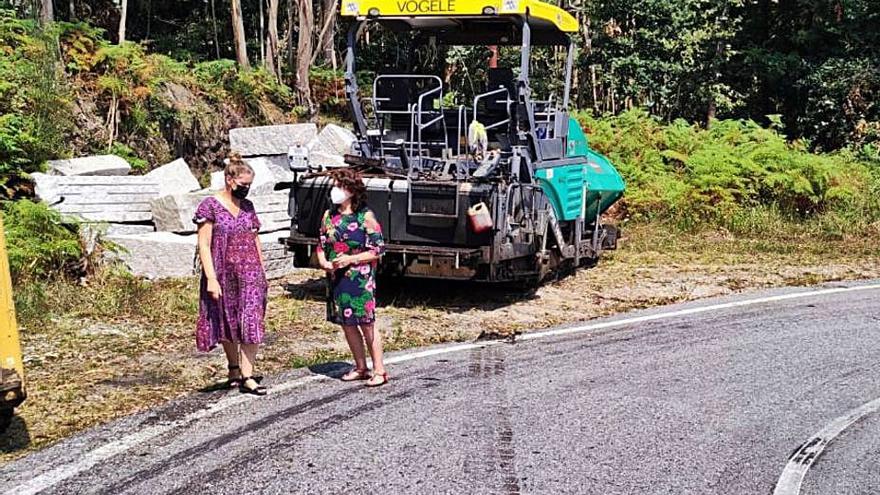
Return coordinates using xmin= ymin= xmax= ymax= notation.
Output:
xmin=330 ymin=186 xmax=350 ymax=205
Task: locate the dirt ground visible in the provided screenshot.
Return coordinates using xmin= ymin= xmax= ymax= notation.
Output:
xmin=2 ymin=224 xmax=879 ymax=463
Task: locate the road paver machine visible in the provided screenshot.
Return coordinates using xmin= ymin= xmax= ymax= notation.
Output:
xmin=285 ymin=0 xmax=625 ymax=284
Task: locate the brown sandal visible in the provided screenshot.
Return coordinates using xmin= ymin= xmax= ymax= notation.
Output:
xmin=341 ymin=368 xmax=370 ymax=382
xmin=365 ymin=371 xmax=389 ymax=387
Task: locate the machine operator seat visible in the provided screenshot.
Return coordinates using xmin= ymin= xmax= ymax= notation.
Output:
xmin=482 ymin=68 xmax=516 ymax=151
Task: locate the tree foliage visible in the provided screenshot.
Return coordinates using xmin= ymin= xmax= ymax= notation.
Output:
xmin=576 ymin=109 xmax=880 ymax=234
xmin=0 ymin=11 xmax=73 ymax=194
xmin=4 ymin=0 xmax=876 ymax=151
xmin=578 ymin=0 xmax=879 ymax=150
xmin=1 ymin=200 xmax=82 ymax=284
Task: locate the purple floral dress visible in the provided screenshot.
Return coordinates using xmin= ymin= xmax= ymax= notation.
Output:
xmin=318 ymin=206 xmax=385 ymax=325
xmin=193 ymin=196 xmax=268 ymax=352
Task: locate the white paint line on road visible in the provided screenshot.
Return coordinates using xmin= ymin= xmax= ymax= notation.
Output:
xmin=11 ymin=282 xmax=880 ymax=495
xmin=773 ymin=396 xmax=880 ymax=495
xmin=519 ymin=283 xmax=880 ymax=341
xmin=12 ymin=374 xmax=332 ymax=495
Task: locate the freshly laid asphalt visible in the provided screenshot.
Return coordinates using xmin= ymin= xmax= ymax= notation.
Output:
xmin=2 ymin=281 xmax=880 ymax=494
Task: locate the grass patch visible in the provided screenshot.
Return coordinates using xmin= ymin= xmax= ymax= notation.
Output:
xmin=287 ymin=349 xmax=349 ymax=370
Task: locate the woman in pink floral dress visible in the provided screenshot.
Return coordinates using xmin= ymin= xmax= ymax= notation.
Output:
xmin=194 ymin=152 xmax=268 ymax=396
xmin=316 ymin=167 xmax=388 ymax=387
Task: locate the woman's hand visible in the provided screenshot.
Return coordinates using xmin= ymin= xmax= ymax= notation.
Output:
xmin=319 ymin=259 xmax=335 ymax=272
xmin=207 ymin=277 xmax=222 ymax=300
xmin=332 ymin=254 xmax=357 ymax=269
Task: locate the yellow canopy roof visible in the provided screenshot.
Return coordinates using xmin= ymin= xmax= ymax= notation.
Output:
xmin=340 ymin=0 xmax=579 ymax=34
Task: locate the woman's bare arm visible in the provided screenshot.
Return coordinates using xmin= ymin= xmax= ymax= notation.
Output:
xmin=197 ymin=222 xmax=218 ymax=280
xmin=255 ymin=234 xmax=264 ymax=270
xmin=197 ymin=222 xmax=223 ymax=299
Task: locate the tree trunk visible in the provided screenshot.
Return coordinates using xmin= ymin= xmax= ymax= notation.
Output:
xmin=287 ymin=0 xmax=296 ymax=75
xmin=609 ymin=68 xmax=616 ymax=114
xmin=590 ymin=65 xmax=598 ymax=113
xmin=210 ymin=0 xmax=220 ymax=59
xmin=319 ymin=0 xmax=337 ymax=66
xmin=231 ymin=0 xmax=250 ymax=68
xmin=310 ymin=0 xmax=338 ymax=66
xmin=39 ymin=0 xmax=53 ymax=24
xmin=266 ymin=0 xmax=280 ymax=79
xmin=295 ymin=0 xmax=314 ymax=113
xmin=706 ymin=99 xmax=716 ymax=128
xmin=118 ymin=0 xmax=128 ymax=43
xmin=259 ymin=0 xmax=265 ymax=65
xmin=146 ymin=0 xmax=152 ymax=38
xmin=69 ymin=0 xmax=75 ymax=20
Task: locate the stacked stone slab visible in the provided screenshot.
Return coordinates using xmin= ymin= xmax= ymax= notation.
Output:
xmin=145 ymin=158 xmax=201 ymax=197
xmin=229 ymin=124 xmax=317 ymax=157
xmin=150 ymin=190 xmax=290 ymax=234
xmin=115 ymin=124 xmax=320 ymax=279
xmin=306 ymin=123 xmax=356 ymax=169
xmin=33 ymin=125 xmax=330 ymax=280
xmin=32 ymin=174 xmax=158 ymax=222
xmin=34 ymin=156 xmax=206 ymax=237
xmin=56 ymin=179 xmax=157 ymax=221
xmin=259 ymin=231 xmax=297 ymax=280
xmin=108 ymin=230 xmax=295 ymax=280
xmin=47 ymin=155 xmax=131 ymax=176
xmin=149 ymin=192 xmax=208 ymax=233
xmin=105 ymin=232 xmax=198 ymax=280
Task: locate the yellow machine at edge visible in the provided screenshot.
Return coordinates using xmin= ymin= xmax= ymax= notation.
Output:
xmin=0 ymin=216 xmax=26 ymax=432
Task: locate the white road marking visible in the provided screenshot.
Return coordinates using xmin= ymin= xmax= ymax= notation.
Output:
xmin=13 ymin=374 xmax=332 ymax=495
xmin=773 ymin=396 xmax=880 ymax=495
xmin=520 ymin=283 xmax=880 ymax=341
xmin=10 ymin=282 xmax=880 ymax=495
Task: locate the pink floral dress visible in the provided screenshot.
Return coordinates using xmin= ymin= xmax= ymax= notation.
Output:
xmin=317 ymin=206 xmax=385 ymax=325
xmin=193 ymin=196 xmax=268 ymax=352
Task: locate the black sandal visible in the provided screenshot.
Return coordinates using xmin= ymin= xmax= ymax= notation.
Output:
xmin=226 ymin=364 xmax=242 ymax=388
xmin=239 ymin=376 xmax=267 ymax=396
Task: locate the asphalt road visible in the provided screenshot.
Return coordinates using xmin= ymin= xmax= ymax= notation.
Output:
xmin=2 ymin=282 xmax=880 ymax=495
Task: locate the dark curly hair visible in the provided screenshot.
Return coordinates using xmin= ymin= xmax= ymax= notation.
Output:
xmin=329 ymin=167 xmax=367 ymax=211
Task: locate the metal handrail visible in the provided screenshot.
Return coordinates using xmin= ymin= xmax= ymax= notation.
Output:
xmin=371 ymin=75 xmax=444 ymax=169
xmin=485 ymin=119 xmax=511 ymax=131
xmin=419 ymin=114 xmax=444 ymax=130
xmin=473 ymin=87 xmax=512 ymax=133
xmin=408 ymin=102 xmax=416 ymax=165
xmin=372 ymin=74 xmax=442 ymax=115
xmin=456 ymin=105 xmax=467 ymax=156
xmin=532 ymin=95 xmax=557 ymax=138
xmin=416 ymin=84 xmax=443 ymax=162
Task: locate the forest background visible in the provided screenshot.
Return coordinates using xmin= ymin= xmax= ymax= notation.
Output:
xmin=0 ymin=0 xmax=878 ymax=319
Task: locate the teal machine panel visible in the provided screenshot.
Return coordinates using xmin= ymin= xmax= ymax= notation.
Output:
xmin=534 ymin=117 xmax=625 ymax=222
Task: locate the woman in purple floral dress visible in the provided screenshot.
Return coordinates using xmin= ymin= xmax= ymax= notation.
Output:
xmin=316 ymin=167 xmax=389 ymax=387
xmin=194 ymin=152 xmax=268 ymax=396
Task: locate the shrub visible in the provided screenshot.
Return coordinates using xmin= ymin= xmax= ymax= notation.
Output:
xmin=310 ymin=66 xmax=346 ymax=115
xmin=107 ymin=142 xmax=148 ymax=172
xmin=0 ymin=10 xmax=74 ymax=196
xmin=574 ymin=109 xmax=880 ymax=234
xmin=1 ymin=200 xmax=82 ymax=284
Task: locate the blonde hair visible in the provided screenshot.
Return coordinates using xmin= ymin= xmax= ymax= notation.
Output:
xmin=225 ymin=152 xmax=254 ymax=179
